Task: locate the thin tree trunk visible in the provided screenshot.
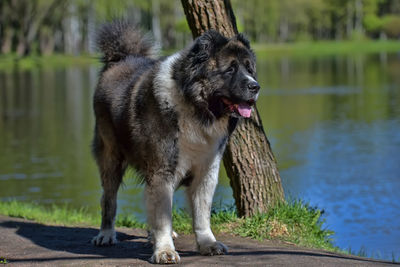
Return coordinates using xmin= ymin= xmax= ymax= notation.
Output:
xmin=39 ymin=29 xmax=55 ymax=55
xmin=16 ymin=32 xmax=28 ymax=56
xmin=346 ymin=1 xmax=354 ymax=39
xmin=152 ymin=0 xmax=162 ymax=47
xmin=355 ymin=0 xmax=363 ymax=35
xmin=181 ymin=0 xmax=284 ymax=217
xmin=1 ymin=27 xmax=13 ymax=54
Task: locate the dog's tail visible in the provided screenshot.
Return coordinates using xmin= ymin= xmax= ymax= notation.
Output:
xmin=96 ymin=20 xmax=158 ymax=64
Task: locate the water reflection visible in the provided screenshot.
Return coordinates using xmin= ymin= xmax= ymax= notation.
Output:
xmin=0 ymin=52 xmax=399 ymax=260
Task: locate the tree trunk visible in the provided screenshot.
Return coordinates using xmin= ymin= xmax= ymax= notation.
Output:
xmin=39 ymin=28 xmax=55 ymax=55
xmin=16 ymin=31 xmax=28 ymax=56
xmin=181 ymin=0 xmax=284 ymax=217
xmin=354 ymin=0 xmax=363 ymax=35
xmin=1 ymin=27 xmax=13 ymax=54
xmin=346 ymin=1 xmax=354 ymax=39
xmin=151 ymin=0 xmax=162 ymax=47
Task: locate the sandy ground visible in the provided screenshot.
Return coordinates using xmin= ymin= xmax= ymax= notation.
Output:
xmin=0 ymin=215 xmax=397 ymax=266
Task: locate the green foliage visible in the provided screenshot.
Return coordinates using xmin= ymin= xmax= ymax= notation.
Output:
xmin=381 ymin=15 xmax=400 ymax=38
xmin=1 ymin=0 xmax=399 ymax=56
xmin=175 ymin=18 xmax=190 ymax=34
xmin=364 ymin=14 xmax=383 ymax=33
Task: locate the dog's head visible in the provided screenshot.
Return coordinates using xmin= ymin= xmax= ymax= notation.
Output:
xmin=182 ymin=30 xmax=259 ymax=122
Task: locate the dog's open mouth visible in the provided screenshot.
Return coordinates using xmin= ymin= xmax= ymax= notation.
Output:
xmin=221 ymin=97 xmax=254 ymax=118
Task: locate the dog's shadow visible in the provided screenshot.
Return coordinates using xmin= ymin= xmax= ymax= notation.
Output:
xmin=0 ymin=219 xmax=160 ymax=262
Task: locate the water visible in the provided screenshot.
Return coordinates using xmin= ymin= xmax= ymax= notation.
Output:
xmin=1 ymin=52 xmax=399 ymax=260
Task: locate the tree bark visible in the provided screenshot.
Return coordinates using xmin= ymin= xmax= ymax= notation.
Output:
xmin=181 ymin=0 xmax=284 ymax=217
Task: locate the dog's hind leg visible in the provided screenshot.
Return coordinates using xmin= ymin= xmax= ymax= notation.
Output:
xmin=145 ymin=173 xmax=180 ymax=264
xmin=187 ymin=154 xmax=228 ymax=256
xmin=92 ymin=127 xmax=126 ymax=246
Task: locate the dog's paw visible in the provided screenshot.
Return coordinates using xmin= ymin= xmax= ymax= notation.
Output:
xmin=92 ymin=229 xmax=117 ymax=246
xmin=149 ymin=248 xmax=180 ymax=264
xmin=198 ymin=241 xmax=228 ymax=256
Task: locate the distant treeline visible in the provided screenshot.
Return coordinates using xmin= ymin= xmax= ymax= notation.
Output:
xmin=234 ymin=0 xmax=400 ymax=42
xmin=0 ymin=0 xmax=399 ymax=56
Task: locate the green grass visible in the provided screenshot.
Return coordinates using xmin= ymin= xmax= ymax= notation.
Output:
xmin=234 ymin=201 xmax=336 ymax=251
xmin=0 ymin=200 xmax=100 ymax=226
xmin=1 ymin=40 xmax=399 ymax=71
xmin=3 ymin=199 xmax=381 ymax=259
xmin=0 ymin=199 xmax=334 ymax=251
xmin=0 ymin=53 xmax=98 ymax=71
xmin=253 ymin=40 xmax=400 ymax=58
xmin=0 ymin=200 xmax=143 ymax=228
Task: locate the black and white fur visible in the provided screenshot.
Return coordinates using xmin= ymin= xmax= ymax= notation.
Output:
xmin=91 ymin=20 xmax=260 ymax=264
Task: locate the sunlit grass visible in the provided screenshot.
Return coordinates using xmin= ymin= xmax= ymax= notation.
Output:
xmin=0 ymin=200 xmax=99 ymax=226
xmin=233 ymin=200 xmax=336 ymax=251
xmin=1 ymin=199 xmax=397 ymax=262
xmin=145 ymin=200 xmax=337 ymax=253
xmin=254 ymin=40 xmax=400 ymax=58
xmin=1 ymin=40 xmax=399 ymax=71
xmin=0 ymin=199 xmax=334 ymax=252
xmin=0 ymin=53 xmax=99 ymax=71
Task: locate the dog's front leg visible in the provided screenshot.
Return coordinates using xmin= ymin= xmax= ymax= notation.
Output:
xmin=188 ymin=156 xmax=228 ymax=256
xmin=145 ymin=178 xmax=180 ymax=264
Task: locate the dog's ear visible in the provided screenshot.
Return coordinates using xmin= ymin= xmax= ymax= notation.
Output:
xmin=234 ymin=33 xmax=250 ymax=49
xmin=189 ymin=30 xmax=228 ymax=64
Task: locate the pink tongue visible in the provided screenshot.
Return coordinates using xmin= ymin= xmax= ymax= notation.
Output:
xmin=237 ymin=103 xmax=252 ymax=118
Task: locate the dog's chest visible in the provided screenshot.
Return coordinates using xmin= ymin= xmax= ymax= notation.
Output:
xmin=175 ymin=116 xmax=228 ymax=177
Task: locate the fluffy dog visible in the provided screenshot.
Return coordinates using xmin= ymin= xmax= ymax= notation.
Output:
xmin=91 ymin=20 xmax=260 ymax=264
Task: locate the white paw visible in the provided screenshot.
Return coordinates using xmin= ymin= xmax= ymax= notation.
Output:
xmin=198 ymin=241 xmax=228 ymax=256
xmin=150 ymin=248 xmax=180 ymax=264
xmin=92 ymin=229 xmax=117 ymax=246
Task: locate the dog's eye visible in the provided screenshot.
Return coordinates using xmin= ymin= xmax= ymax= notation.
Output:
xmin=245 ymin=63 xmax=253 ymax=74
xmin=226 ymin=66 xmax=236 ymax=74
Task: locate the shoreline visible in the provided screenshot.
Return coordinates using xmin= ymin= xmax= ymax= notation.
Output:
xmin=0 ymin=40 xmax=399 ymax=71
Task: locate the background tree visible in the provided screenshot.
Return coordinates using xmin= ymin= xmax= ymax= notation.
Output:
xmin=181 ymin=0 xmax=285 ymax=217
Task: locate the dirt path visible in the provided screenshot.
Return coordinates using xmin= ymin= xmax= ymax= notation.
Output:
xmin=0 ymin=215 xmax=396 ymax=266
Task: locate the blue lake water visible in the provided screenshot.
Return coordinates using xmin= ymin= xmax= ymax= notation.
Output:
xmin=0 ymin=52 xmax=399 ymax=260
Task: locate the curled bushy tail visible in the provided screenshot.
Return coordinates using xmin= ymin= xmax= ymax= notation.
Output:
xmin=96 ymin=20 xmax=158 ymax=63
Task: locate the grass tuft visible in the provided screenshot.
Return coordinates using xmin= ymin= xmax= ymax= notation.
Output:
xmin=232 ymin=200 xmax=336 ymax=251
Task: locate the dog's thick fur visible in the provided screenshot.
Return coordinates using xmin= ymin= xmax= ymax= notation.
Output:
xmin=92 ymin=20 xmax=260 ymax=264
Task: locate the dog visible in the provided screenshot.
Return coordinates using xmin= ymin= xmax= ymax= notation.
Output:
xmin=91 ymin=20 xmax=260 ymax=264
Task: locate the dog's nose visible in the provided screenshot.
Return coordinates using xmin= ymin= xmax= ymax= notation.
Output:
xmin=247 ymin=81 xmax=260 ymax=93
